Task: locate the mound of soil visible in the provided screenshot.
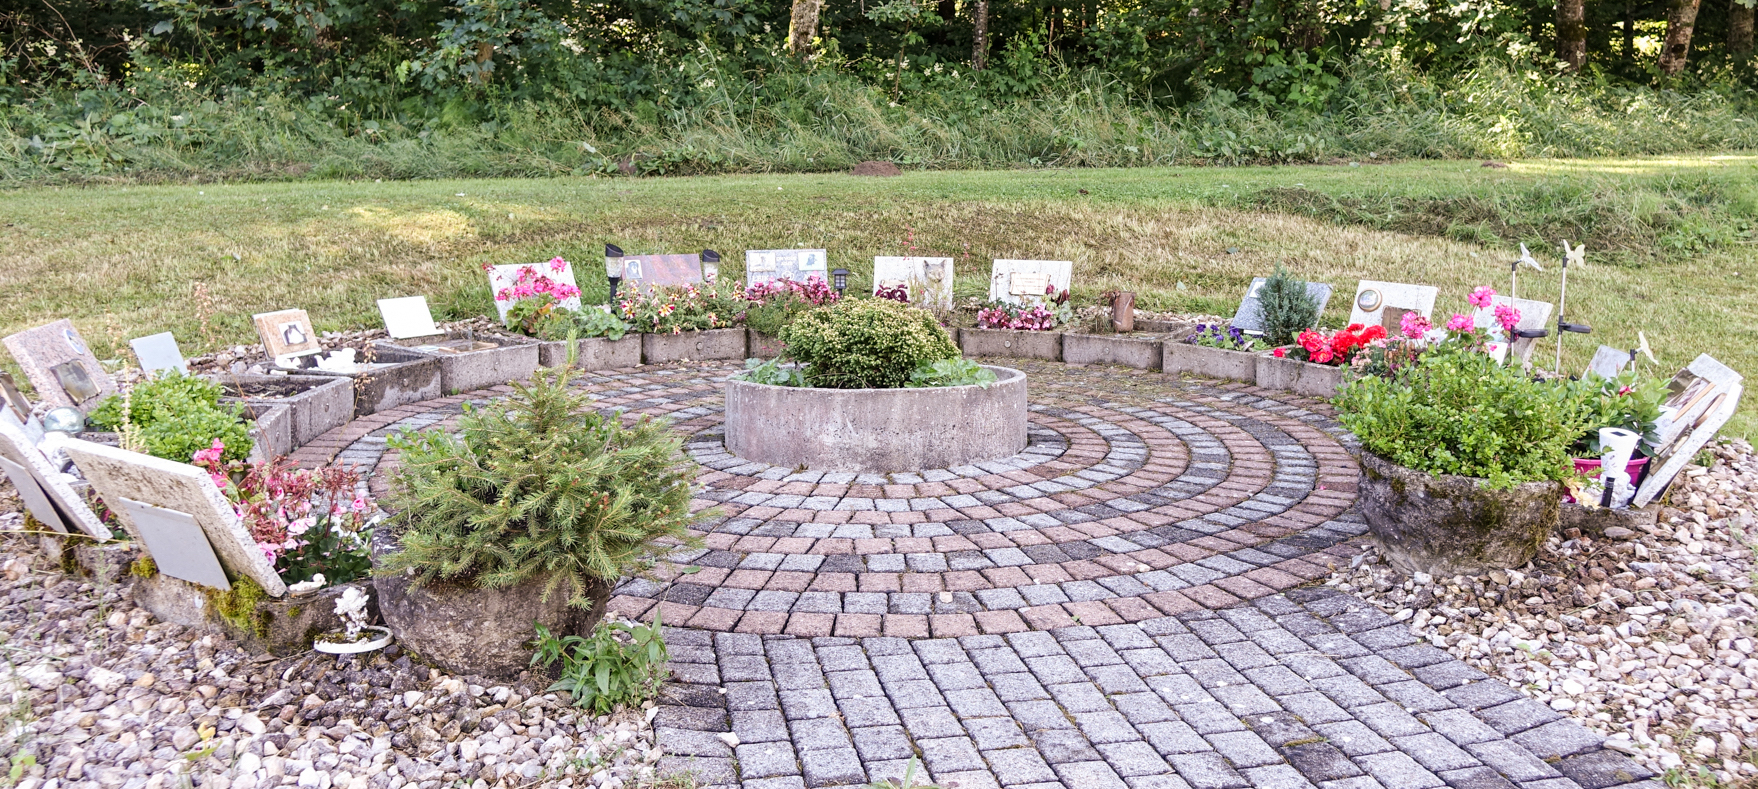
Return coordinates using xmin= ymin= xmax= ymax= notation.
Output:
xmin=850 ymin=161 xmax=902 ymax=177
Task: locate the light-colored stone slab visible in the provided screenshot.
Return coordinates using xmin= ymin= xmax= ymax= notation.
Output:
xmin=873 ymin=257 xmax=954 ymax=311
xmin=1586 ymin=345 xmax=1632 ymax=379
xmin=377 ymin=297 xmax=441 ymax=340
xmin=0 ymin=415 xmax=111 ymax=540
xmin=1230 ymin=277 xmax=1333 ymax=335
xmin=63 ymin=438 xmax=286 ymax=597
xmin=130 ymin=332 xmax=188 ymax=375
xmin=1470 ymin=295 xmax=1552 ymax=367
xmin=0 ymin=455 xmax=67 ymax=534
xmin=252 ymin=309 xmax=322 ymax=359
xmin=1347 ymin=281 xmax=1438 ymax=328
xmin=117 ymin=496 xmax=232 ymax=590
xmin=988 ymin=260 xmax=1072 ymax=305
xmin=1634 ymin=381 xmax=1742 ymax=508
xmin=746 ymin=250 xmax=829 ymax=287
xmin=1 ymin=319 xmax=115 ymax=409
xmin=488 ymin=260 xmax=582 ymax=323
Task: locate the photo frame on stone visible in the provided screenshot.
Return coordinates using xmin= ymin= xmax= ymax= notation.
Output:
xmin=745 ymin=249 xmax=829 ymax=287
xmin=130 ymin=331 xmax=189 ymax=376
xmin=1 ymin=319 xmax=117 ymax=410
xmin=63 ymin=438 xmax=287 ymax=597
xmin=487 ymin=261 xmax=582 ymax=323
xmin=988 ymin=260 xmax=1073 ymax=306
xmin=377 ymin=297 xmax=442 ymax=340
xmin=620 ymin=254 xmax=703 ymax=293
xmin=0 ymin=414 xmax=111 ymax=540
xmin=253 ymin=309 xmax=323 ymax=358
xmin=873 ymin=257 xmax=955 ymax=310
xmin=1347 ymin=281 xmax=1438 ymax=329
xmin=1471 ymin=296 xmax=1552 ymax=367
xmin=1634 ymin=376 xmax=1743 ymax=508
xmin=1231 ymin=278 xmax=1333 ymax=335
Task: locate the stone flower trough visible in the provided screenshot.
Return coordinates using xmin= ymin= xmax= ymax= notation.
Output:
xmin=303 ymin=356 xmax=444 ymax=418
xmin=957 ymin=328 xmax=1063 ymax=361
xmin=371 ymin=332 xmax=539 ymax=395
xmin=536 ymin=335 xmax=642 ymax=370
xmin=725 ymin=365 xmax=1028 ymax=473
xmin=1061 ymin=333 xmax=1162 ymax=370
xmin=1255 ymin=350 xmax=1348 ymax=398
xmin=746 ymin=329 xmax=786 ymax=360
xmin=642 ymin=328 xmax=747 ymax=364
xmin=1163 ymin=343 xmax=1258 ymax=383
xmin=218 ymin=373 xmax=354 ymax=447
xmin=1355 ymin=449 xmax=1562 ymax=576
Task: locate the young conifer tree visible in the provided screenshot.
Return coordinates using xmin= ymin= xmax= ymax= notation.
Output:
xmin=1258 ymin=265 xmax=1320 ymax=347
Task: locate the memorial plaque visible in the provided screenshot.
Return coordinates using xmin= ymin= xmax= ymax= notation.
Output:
xmin=117 ymin=497 xmax=232 ymax=590
xmin=1630 ymin=354 xmax=1745 ymax=507
xmin=377 ymin=297 xmax=442 ymax=340
xmin=875 ymin=257 xmax=955 ymax=310
xmin=1586 ymin=345 xmax=1632 ymax=379
xmin=0 ymin=455 xmax=68 ymax=534
xmin=488 ymin=261 xmax=582 ymax=323
xmin=1230 ymin=278 xmax=1334 ymax=335
xmin=1 ymin=319 xmax=116 ymax=409
xmin=988 ymin=260 xmax=1072 ymax=305
xmin=50 ymin=361 xmax=100 ymax=402
xmin=0 ymin=414 xmax=110 ymax=540
xmin=1347 ymin=281 xmax=1438 ymax=328
xmin=746 ymin=250 xmax=829 ymax=287
xmin=620 ymin=254 xmax=703 ymax=293
xmin=130 ymin=332 xmax=189 ymax=376
xmin=253 ymin=309 xmax=322 ymax=358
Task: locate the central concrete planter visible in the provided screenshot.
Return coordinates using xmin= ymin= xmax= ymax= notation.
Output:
xmin=725 ymin=365 xmax=1028 ymax=473
xmin=642 ymin=328 xmax=747 ymax=364
xmin=1163 ymin=343 xmax=1259 ymax=383
xmin=1356 ymin=450 xmax=1563 ymax=576
xmin=957 ymin=328 xmax=1063 ymax=361
xmin=219 ymin=373 xmax=354 ymax=447
xmin=1255 ymin=351 xmax=1348 ymax=398
xmin=371 ymin=332 xmax=539 ymax=395
xmin=303 ymin=358 xmax=444 ymax=418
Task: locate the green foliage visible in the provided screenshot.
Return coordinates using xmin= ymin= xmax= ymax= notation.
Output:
xmin=531 ymin=612 xmax=669 ymax=714
xmin=740 ymin=357 xmax=807 ymax=387
xmin=505 ymin=295 xmax=627 ymax=341
xmin=906 ymin=359 xmax=997 ymax=388
xmin=780 ymin=299 xmax=959 ymax=389
xmin=618 ymin=283 xmax=745 ymax=334
xmin=206 ymin=576 xmax=270 ymax=638
xmin=1561 ymin=371 xmax=1669 ymax=455
xmin=86 ymin=372 xmax=253 ymax=463
xmin=276 ymin=518 xmax=374 ymax=585
xmin=744 ymin=293 xmax=827 ymax=337
xmin=1256 ymin=266 xmax=1319 ymax=346
xmin=1335 ymin=349 xmax=1591 ymax=488
xmin=380 ymin=364 xmax=701 ymax=607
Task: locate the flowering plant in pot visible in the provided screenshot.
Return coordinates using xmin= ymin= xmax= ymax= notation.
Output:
xmin=744 ymin=276 xmax=841 ymax=337
xmin=192 ymin=441 xmax=376 ymax=585
xmin=618 ymin=282 xmax=746 ymax=334
xmin=1273 ymin=323 xmax=1385 ymax=366
xmin=1187 ymin=324 xmax=1267 ymax=352
xmin=1557 ymin=370 xmax=1667 ymax=497
xmin=975 ymin=285 xmax=1072 ymax=331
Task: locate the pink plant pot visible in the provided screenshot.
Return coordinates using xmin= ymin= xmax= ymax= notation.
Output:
xmin=1565 ymin=456 xmax=1649 ymax=503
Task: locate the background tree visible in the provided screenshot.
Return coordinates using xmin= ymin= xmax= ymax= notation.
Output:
xmin=1661 ymin=0 xmax=1706 ymax=74
xmin=1557 ymin=0 xmax=1587 ymax=69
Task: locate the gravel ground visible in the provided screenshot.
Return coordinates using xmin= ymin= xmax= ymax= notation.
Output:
xmin=1329 ymin=439 xmax=1758 ymax=787
xmin=0 ymin=519 xmax=676 ymax=789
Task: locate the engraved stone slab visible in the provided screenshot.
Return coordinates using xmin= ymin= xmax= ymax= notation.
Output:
xmin=131 ymin=332 xmax=189 ymax=376
xmin=252 ymin=309 xmax=322 ymax=358
xmin=1586 ymin=345 xmax=1632 ymax=379
xmin=873 ymin=257 xmax=954 ymax=310
xmin=0 ymin=415 xmax=110 ymax=540
xmin=488 ymin=260 xmax=582 ymax=323
xmin=63 ymin=438 xmax=286 ymax=596
xmin=1 ymin=319 xmax=116 ymax=409
xmin=377 ymin=296 xmax=442 ymax=340
xmin=746 ymin=249 xmax=829 ymax=287
xmin=117 ymin=497 xmax=231 ymax=590
xmin=620 ymin=254 xmax=703 ymax=292
xmin=1230 ymin=277 xmax=1333 ymax=335
xmin=988 ymin=260 xmax=1072 ymax=305
xmin=1347 ymin=281 xmax=1438 ymax=328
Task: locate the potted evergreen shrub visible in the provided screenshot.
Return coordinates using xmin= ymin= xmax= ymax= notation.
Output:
xmin=372 ymin=362 xmax=700 ymax=678
xmin=743 ymin=277 xmax=840 ymax=359
xmin=1335 ymin=345 xmax=1590 ymax=576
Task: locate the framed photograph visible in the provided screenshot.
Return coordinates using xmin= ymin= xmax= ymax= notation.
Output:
xmin=252 ymin=309 xmax=322 ymax=358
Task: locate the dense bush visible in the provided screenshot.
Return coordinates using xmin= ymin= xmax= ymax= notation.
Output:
xmin=743 ymin=278 xmax=840 ymax=337
xmin=780 ymin=298 xmax=959 ymax=389
xmin=1256 ymin=266 xmax=1320 ymax=347
xmin=86 ymin=373 xmax=254 ymax=464
xmin=379 ymin=365 xmax=700 ymax=607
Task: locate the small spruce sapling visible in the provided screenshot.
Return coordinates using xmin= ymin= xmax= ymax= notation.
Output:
xmin=1257 ymin=266 xmax=1320 ymax=347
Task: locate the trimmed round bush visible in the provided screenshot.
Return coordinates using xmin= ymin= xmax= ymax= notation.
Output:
xmin=780 ymin=298 xmax=958 ymax=389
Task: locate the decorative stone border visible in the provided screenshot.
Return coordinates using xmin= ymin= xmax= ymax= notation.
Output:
xmin=1255 ymin=351 xmax=1348 ymax=398
xmin=1061 ymin=333 xmax=1162 ymax=370
xmin=747 ymin=329 xmax=786 ymax=359
xmin=643 ymin=328 xmax=747 ymax=364
xmin=957 ymin=328 xmax=1063 ymax=361
xmin=1162 ymin=343 xmax=1258 ymax=383
xmin=535 ymin=334 xmax=643 ymax=370
xmin=371 ymin=332 xmax=539 ymax=395
xmin=303 ymin=356 xmax=444 ymax=417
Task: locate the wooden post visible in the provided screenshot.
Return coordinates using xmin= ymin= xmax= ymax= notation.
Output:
xmin=1111 ymin=292 xmax=1135 ymax=333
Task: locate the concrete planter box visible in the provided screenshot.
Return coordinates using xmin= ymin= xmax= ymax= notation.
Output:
xmin=215 ymin=402 xmax=293 ymax=462
xmin=725 ymin=365 xmax=1027 ymax=473
xmin=1255 ymin=351 xmax=1348 ymax=398
xmin=957 ymin=329 xmax=1062 ymax=361
xmin=1062 ymin=333 xmax=1162 ymax=371
xmin=1136 ymin=318 xmax=1197 ymax=335
xmin=535 ymin=334 xmax=642 ymax=370
xmin=132 ymin=567 xmax=379 ymax=657
xmin=303 ymin=358 xmax=444 ymax=418
xmin=1356 ymin=450 xmax=1562 ymax=576
xmin=371 ymin=332 xmax=539 ymax=395
xmin=218 ymin=374 xmax=354 ymax=447
xmin=371 ymin=528 xmax=610 ymax=678
xmin=1163 ymin=343 xmax=1258 ymax=383
xmin=642 ymin=328 xmax=746 ymax=364
xmin=747 ymin=329 xmax=787 ymax=359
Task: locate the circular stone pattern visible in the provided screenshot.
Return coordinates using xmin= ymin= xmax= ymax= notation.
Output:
xmin=723 ymin=364 xmax=1028 ymax=473
xmin=336 ymin=359 xmax=1369 ymax=639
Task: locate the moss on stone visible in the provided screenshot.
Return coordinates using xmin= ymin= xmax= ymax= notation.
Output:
xmin=130 ymin=555 xmax=159 ymax=579
xmin=206 ymin=577 xmax=270 ymax=639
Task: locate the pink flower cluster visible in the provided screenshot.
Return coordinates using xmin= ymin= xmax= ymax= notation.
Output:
xmin=1445 ymin=313 xmax=1474 ymax=332
xmin=744 ymin=276 xmax=839 ymax=306
xmin=1398 ymin=312 xmax=1432 ymax=339
xmin=1493 ymin=303 xmax=1522 ymax=333
xmin=1468 ymin=286 xmax=1497 ymax=309
xmin=977 ymin=304 xmax=1058 ymax=331
xmin=494 ymin=259 xmax=582 ymax=303
xmin=193 ymin=443 xmax=371 ymax=563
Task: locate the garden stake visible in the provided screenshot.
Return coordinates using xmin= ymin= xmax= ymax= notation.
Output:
xmin=1511 ymin=243 xmax=1542 ymax=300
xmin=1554 ymin=240 xmax=1592 ymax=372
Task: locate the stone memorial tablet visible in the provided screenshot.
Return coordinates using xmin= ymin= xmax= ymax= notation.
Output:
xmin=253 ymin=309 xmax=322 ymax=359
xmin=1586 ymin=345 xmax=1632 ymax=379
xmin=1347 ymin=281 xmax=1438 ymax=328
xmin=874 ymin=257 xmax=955 ymax=310
xmin=117 ymin=497 xmax=232 ymax=590
xmin=0 ymin=455 xmax=68 ymax=534
xmin=130 ymin=332 xmax=188 ymax=376
xmin=746 ymin=249 xmax=829 ymax=287
xmin=63 ymin=438 xmax=287 ymax=597
xmin=0 ymin=415 xmax=110 ymax=540
xmin=1471 ymin=296 xmax=1553 ymax=367
xmin=1652 ymin=354 xmax=1742 ymax=449
xmin=2 ymin=319 xmax=116 ymax=409
xmin=1230 ymin=278 xmax=1333 ymax=335
xmin=988 ymin=260 xmax=1072 ymax=305
xmin=488 ymin=260 xmax=582 ymax=323
xmin=1635 ymin=380 xmax=1744 ymax=508
xmin=0 ymin=372 xmax=28 ymax=420
xmin=377 ymin=297 xmax=442 ymax=340
xmin=620 ymin=254 xmax=703 ymax=293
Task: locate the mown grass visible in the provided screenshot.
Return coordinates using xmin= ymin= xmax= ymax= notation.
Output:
xmin=3 ymin=153 xmax=1754 ymax=432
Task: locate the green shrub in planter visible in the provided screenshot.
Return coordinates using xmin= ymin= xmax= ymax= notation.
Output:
xmin=86 ymin=372 xmax=253 ymax=463
xmin=380 ymin=365 xmax=701 ymax=608
xmin=1257 ymin=265 xmax=1321 ymax=347
xmin=781 ymin=298 xmax=958 ymax=389
xmin=1335 ymin=348 xmax=1590 ymax=489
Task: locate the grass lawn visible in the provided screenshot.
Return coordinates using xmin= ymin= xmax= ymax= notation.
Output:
xmin=4 ymin=153 xmax=1755 ymax=433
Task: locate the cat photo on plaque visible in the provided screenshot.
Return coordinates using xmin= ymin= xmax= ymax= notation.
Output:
xmin=988 ymin=260 xmax=1073 ymax=306
xmin=253 ymin=309 xmax=323 ymax=359
xmin=873 ymin=256 xmax=955 ymax=310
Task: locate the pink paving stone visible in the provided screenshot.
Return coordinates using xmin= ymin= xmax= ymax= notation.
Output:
xmin=1009 ymin=531 xmax=1051 ymax=547
xmin=772 ymin=537 xmax=815 ymax=554
xmin=686 ymin=607 xmax=742 ymax=631
xmin=974 ymin=610 xmax=1029 ymax=634
xmin=916 ymin=481 xmax=955 ymax=497
xmin=942 ymin=571 xmax=991 ymax=591
xmin=743 ymin=506 xmax=785 ymax=520
xmin=889 ymin=511 xmax=927 ymax=525
xmin=893 ymin=537 xmax=933 ymax=554
xmin=1276 ymin=558 xmax=1332 ymax=580
xmin=1244 ymin=567 xmax=1303 ymax=590
xmin=606 ymin=596 xmax=655 ymax=619
xmin=968 ymin=532 xmax=1013 ymax=550
xmin=747 ymin=479 xmax=785 ymax=493
xmin=812 ymin=510 xmax=854 ymax=524
xmin=1142 ymin=590 xmax=1203 ymax=616
xmin=812 ymin=539 xmax=855 ymax=555
xmin=732 ymin=536 xmax=778 ymax=553
xmin=774 ymin=509 xmax=815 ymax=523
xmin=1063 ymin=601 xmax=1124 ymax=627
xmin=725 ymin=570 xmax=773 ymax=589
xmin=854 ymin=538 xmax=893 ymax=554
xmin=834 ymin=614 xmax=884 ymax=637
xmin=981 ymin=567 xmax=1031 ymax=588
xmin=930 ymin=614 xmax=979 ymax=638
xmin=932 ymin=536 xmax=980 ymax=552
xmin=1125 ymin=510 xmax=1176 ymax=527
xmin=735 ymin=610 xmax=789 ymax=633
xmin=1062 ymin=561 xmax=1109 ymax=581
xmin=852 ymin=511 xmax=890 ymax=525
xmin=925 ymin=510 xmax=964 ymax=523
xmin=1095 ymin=554 xmax=1146 ymax=574
xmin=901 ymin=573 xmax=945 ymax=593
xmin=784 ymin=613 xmax=835 ymax=637
xmin=1040 ymin=527 xmax=1086 ymax=544
xmin=1134 ymin=549 xmax=1177 ymax=569
xmin=768 ymin=572 xmax=814 ymax=592
xmin=957 ymin=506 xmax=1003 ymax=520
xmin=1023 ymin=564 xmax=1074 ymax=584
xmin=882 ymin=484 xmax=917 ymax=499
xmin=858 ymin=573 xmax=901 ymax=593
xmin=1214 ymin=576 xmax=1276 ymax=600
xmin=812 ymin=483 xmax=850 ymax=498
xmin=1182 ymin=584 xmax=1244 ymax=610
xmin=691 ymin=567 xmax=731 ymax=586
xmin=702 ymin=533 xmax=739 ymax=550
xmin=946 ymin=478 xmax=985 ymax=494
xmin=994 ymin=502 xmax=1038 ymax=517
xmin=809 ymin=573 xmax=857 ymax=592
xmin=884 ymin=615 xmax=930 ymax=638
xmin=653 ymin=602 xmax=700 ymax=624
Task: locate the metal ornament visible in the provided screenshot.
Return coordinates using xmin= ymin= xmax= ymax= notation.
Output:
xmin=1554 ymin=241 xmax=1592 ymax=372
xmin=1511 ymin=243 xmax=1543 ymax=300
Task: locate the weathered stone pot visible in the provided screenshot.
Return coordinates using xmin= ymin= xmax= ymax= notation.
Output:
xmin=746 ymin=329 xmax=787 ymax=359
xmin=1163 ymin=343 xmax=1258 ymax=383
xmin=536 ymin=335 xmax=642 ymax=370
xmin=130 ymin=565 xmax=380 ymax=657
xmin=725 ymin=365 xmax=1027 ymax=473
xmin=303 ymin=358 xmax=445 ymax=418
xmin=957 ymin=328 xmax=1062 ymax=361
xmin=642 ymin=328 xmax=747 ymax=364
xmin=1356 ymin=450 xmax=1562 ymax=576
xmin=370 ymin=528 xmax=611 ymax=679
xmin=219 ymin=373 xmax=354 ymax=447
xmin=371 ymin=332 xmax=540 ymax=395
xmin=1062 ymin=333 xmax=1162 ymax=370
xmin=1255 ymin=351 xmax=1347 ymax=398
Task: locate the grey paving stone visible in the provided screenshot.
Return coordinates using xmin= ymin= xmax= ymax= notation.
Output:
xmin=1389 ymin=731 xmax=1481 ymax=773
xmin=736 ymin=742 xmax=801 ymax=779
xmin=799 ymin=746 xmax=865 ymax=787
xmin=660 ymin=754 xmax=739 ymax=784
xmin=1032 ymin=729 xmax=1104 ymax=763
xmin=885 ymin=679 xmax=944 ymax=709
xmin=788 ymin=717 xmax=854 ymax=752
xmin=837 ymin=695 xmax=902 ymax=728
xmin=1278 ymin=692 xmax=1354 ymax=726
xmin=1240 ymin=764 xmax=1321 ymax=789
xmin=1354 ymin=751 xmax=1446 ymax=789
xmin=1435 ymin=766 xmax=1519 ymax=789
xmin=1074 ymin=709 xmax=1141 ymax=744
xmin=1463 ymin=741 xmax=1562 ymax=782
xmin=850 ymin=725 xmax=914 ymax=762
xmin=969 ymin=647 xmax=1030 ymax=675
xmin=1137 ymin=720 xmax=1212 ymax=754
xmin=987 ymin=747 xmax=1059 ymax=785
xmin=1089 ymin=663 xmax=1153 ymax=694
xmin=1378 ymin=679 xmax=1457 ymax=713
xmin=734 ymin=710 xmax=792 ymax=743
xmin=727 ymin=681 xmax=781 ymax=711
xmin=1165 ymin=752 xmax=1249 ymax=789
xmin=1311 ymin=721 xmax=1396 ymax=758
xmin=1055 ymin=760 xmax=1134 ymax=789
xmin=918 ymin=736 xmax=986 ymax=773
xmin=1552 ymin=750 xmax=1652 ymax=789
xmin=1283 ymin=742 xmax=1365 ymax=784
xmin=1202 ymin=730 xmax=1280 ymax=768
xmin=780 ymin=688 xmax=838 ymax=720
xmin=945 ymin=687 xmax=1010 ymax=718
xmin=1211 ymin=684 xmax=1282 ymax=716
xmin=771 ymin=662 xmax=826 ymax=688
xmin=1176 ymin=702 xmax=1248 ymax=735
xmin=1510 ymin=719 xmax=1606 ymax=761
xmin=1009 ymin=699 xmax=1077 ymax=732
xmin=1113 ymin=692 xmax=1178 ymax=725
xmin=899 ymin=706 xmax=966 ymax=739
xmin=991 ymin=672 xmax=1052 ymax=702
xmin=1350 ymin=701 xmax=1430 ymax=738
xmin=1050 ymin=681 xmax=1113 ymax=713
xmin=1418 ymin=708 xmax=1504 ymax=746
xmin=965 ymin=716 xmax=1031 ymax=750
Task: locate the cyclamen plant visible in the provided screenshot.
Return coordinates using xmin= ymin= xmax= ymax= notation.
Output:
xmin=1186 ymin=324 xmax=1265 ymax=351
xmin=744 ymin=276 xmax=840 ymax=307
xmin=976 ymin=285 xmax=1071 ymax=330
xmin=192 ymin=440 xmax=376 ymax=584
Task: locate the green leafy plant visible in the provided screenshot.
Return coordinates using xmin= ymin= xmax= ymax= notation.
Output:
xmin=906 ymin=359 xmax=997 ymax=388
xmin=505 ymin=294 xmax=627 ymax=342
xmin=86 ymin=372 xmax=253 ymax=463
xmin=379 ymin=364 xmax=703 ymax=607
xmin=740 ymin=357 xmax=808 ymax=387
xmin=742 ymin=278 xmax=840 ymax=337
xmin=531 ymin=612 xmax=669 ymax=714
xmin=1256 ymin=266 xmax=1321 ymax=347
xmin=1561 ymin=370 xmax=1668 ymax=456
xmin=618 ymin=282 xmax=746 ymax=334
xmin=780 ymin=298 xmax=959 ymax=389
xmin=1335 ymin=349 xmax=1591 ymax=488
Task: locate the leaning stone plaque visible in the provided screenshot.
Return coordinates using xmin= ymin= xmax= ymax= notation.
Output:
xmin=1 ymin=319 xmax=116 ymax=409
xmin=1631 ymin=354 xmax=1745 ymax=507
xmin=1586 ymin=345 xmax=1632 ymax=379
xmin=253 ymin=309 xmax=323 ymax=359
xmin=746 ymin=250 xmax=829 ymax=287
xmin=131 ymin=332 xmax=189 ymax=376
xmin=988 ymin=260 xmax=1072 ymax=305
xmin=620 ymin=254 xmax=703 ymax=293
xmin=874 ymin=257 xmax=955 ymax=310
xmin=488 ymin=260 xmax=582 ymax=323
xmin=0 ymin=414 xmax=110 ymax=540
xmin=377 ymin=296 xmax=443 ymax=340
xmin=117 ymin=497 xmax=232 ymax=590
xmin=1230 ymin=278 xmax=1333 ymax=335
xmin=1347 ymin=281 xmax=1438 ymax=328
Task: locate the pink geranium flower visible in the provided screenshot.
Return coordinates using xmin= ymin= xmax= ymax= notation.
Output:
xmin=1468 ymin=286 xmax=1496 ymax=310
xmin=1494 ymin=303 xmax=1522 ymax=333
xmin=1398 ymin=312 xmax=1431 ymax=339
xmin=1445 ymin=313 xmax=1473 ymax=332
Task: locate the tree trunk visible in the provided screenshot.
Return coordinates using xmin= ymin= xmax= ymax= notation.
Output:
xmin=1733 ymin=0 xmax=1756 ymax=60
xmin=972 ymin=0 xmax=989 ymax=68
xmin=1623 ymin=3 xmax=1636 ymax=64
xmin=1659 ymin=0 xmax=1704 ymax=75
xmin=1556 ymin=0 xmax=1587 ymax=70
xmin=789 ymin=0 xmax=823 ymax=59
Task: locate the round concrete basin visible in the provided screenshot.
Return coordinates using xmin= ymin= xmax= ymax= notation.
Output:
xmin=724 ymin=365 xmax=1028 ymax=473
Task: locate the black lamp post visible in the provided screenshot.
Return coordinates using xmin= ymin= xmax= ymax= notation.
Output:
xmin=604 ymin=244 xmax=624 ymax=304
xmin=701 ymin=249 xmax=721 ymax=283
xmin=831 ymin=268 xmax=849 ymax=298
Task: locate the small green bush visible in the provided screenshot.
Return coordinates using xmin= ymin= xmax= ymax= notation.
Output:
xmin=1256 ymin=266 xmax=1320 ymax=347
xmin=1335 ymin=349 xmax=1589 ymax=488
xmin=780 ymin=299 xmax=959 ymax=389
xmin=504 ymin=294 xmax=627 ymax=342
xmin=531 ymin=613 xmax=670 ymax=714
xmin=906 ymin=359 xmax=997 ymax=388
xmin=86 ymin=372 xmax=253 ymax=463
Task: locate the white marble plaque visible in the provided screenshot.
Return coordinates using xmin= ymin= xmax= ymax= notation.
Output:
xmin=1231 ymin=278 xmax=1334 ymax=335
xmin=117 ymin=497 xmax=232 ymax=590
xmin=63 ymin=438 xmax=286 ymax=597
xmin=377 ymin=297 xmax=442 ymax=340
xmin=131 ymin=332 xmax=188 ymax=376
xmin=488 ymin=261 xmax=582 ymax=323
xmin=1471 ymin=296 xmax=1553 ymax=367
xmin=874 ymin=257 xmax=955 ymax=310
xmin=746 ymin=250 xmax=829 ymax=287
xmin=1347 ymin=281 xmax=1438 ymax=328
xmin=0 ymin=415 xmax=110 ymax=540
xmin=988 ymin=260 xmax=1072 ymax=305
xmin=1 ymin=320 xmax=116 ymax=409
xmin=0 ymin=455 xmax=67 ymax=534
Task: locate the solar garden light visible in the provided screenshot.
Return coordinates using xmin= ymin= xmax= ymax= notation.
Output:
xmin=42 ymin=407 xmax=85 ymax=434
xmin=832 ymin=268 xmax=849 ymax=298
xmin=701 ymin=250 xmax=721 ymax=283
xmin=604 ymin=244 xmax=624 ymax=304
